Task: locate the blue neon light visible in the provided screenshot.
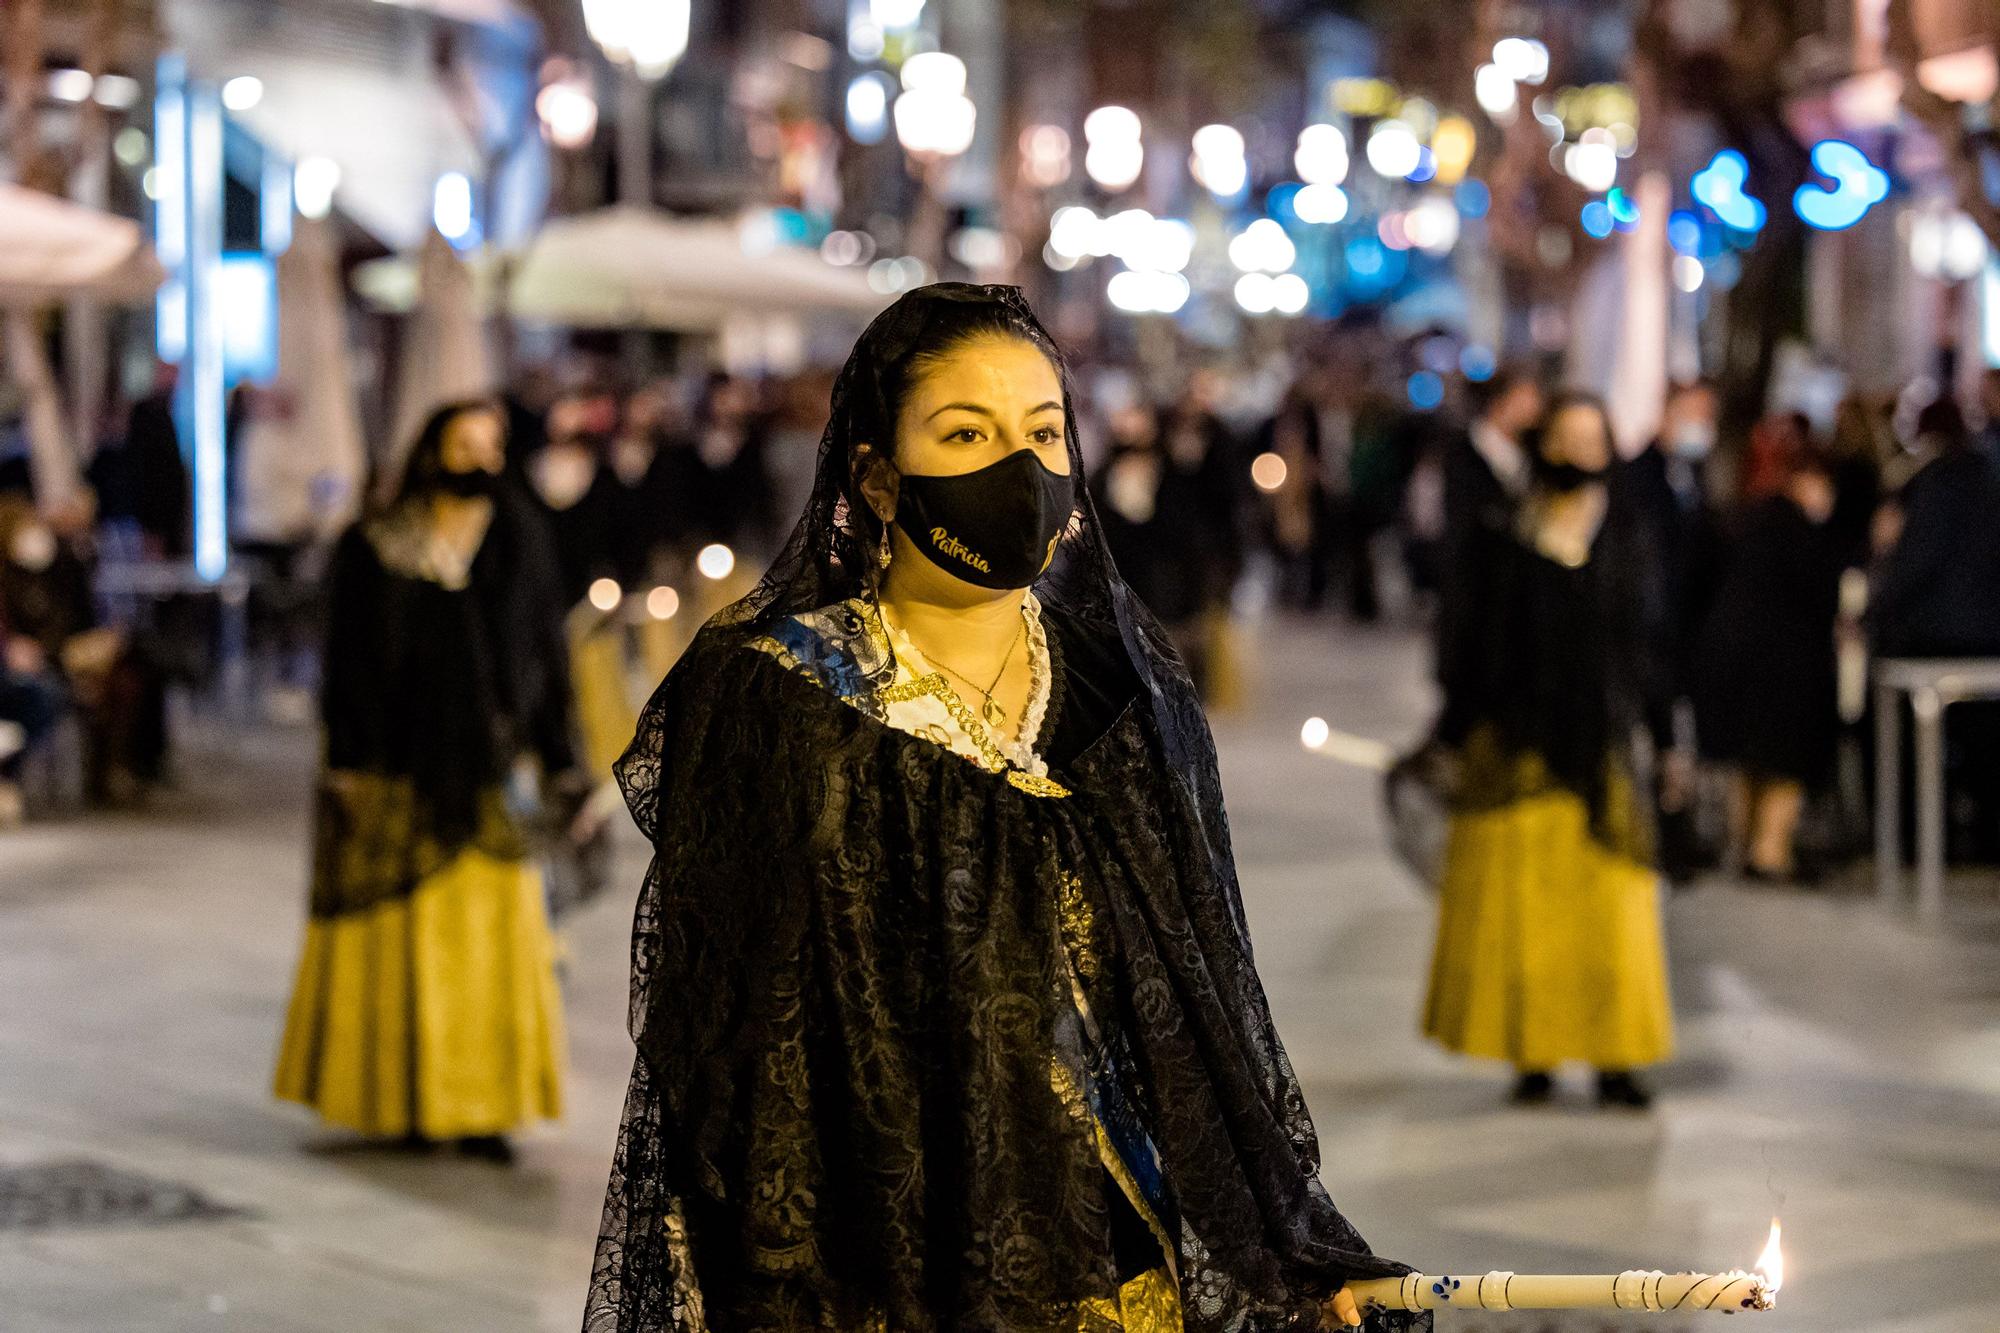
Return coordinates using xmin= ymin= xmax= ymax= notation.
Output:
xmin=1407 ymin=370 xmax=1444 ymax=410
xmin=1580 ymin=200 xmax=1614 ymax=239
xmin=1667 ymin=209 xmax=1703 ymax=255
xmin=1455 ymin=179 xmax=1491 ymax=218
xmin=1691 ymin=149 xmax=1766 ymax=232
xmin=1406 ymin=146 xmax=1437 ymax=184
xmin=1793 ymin=138 xmax=1889 ymax=231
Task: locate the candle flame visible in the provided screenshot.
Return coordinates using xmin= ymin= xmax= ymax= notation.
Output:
xmin=1755 ymin=1218 xmax=1783 ymax=1293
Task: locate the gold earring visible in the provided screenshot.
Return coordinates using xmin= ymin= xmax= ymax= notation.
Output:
xmin=876 ymin=519 xmax=893 ymax=570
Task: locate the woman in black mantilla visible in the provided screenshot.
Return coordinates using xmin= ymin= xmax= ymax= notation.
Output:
xmin=274 ymin=400 xmax=572 ymax=1158
xmin=585 ymin=285 xmax=1424 ymax=1332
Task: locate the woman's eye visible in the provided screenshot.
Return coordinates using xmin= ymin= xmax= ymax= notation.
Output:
xmin=949 ymin=427 xmax=983 ymax=444
xmin=1032 ymin=427 xmax=1064 ymax=445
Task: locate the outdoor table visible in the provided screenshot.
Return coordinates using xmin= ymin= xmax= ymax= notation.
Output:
xmin=1874 ymin=657 xmax=2000 ymax=920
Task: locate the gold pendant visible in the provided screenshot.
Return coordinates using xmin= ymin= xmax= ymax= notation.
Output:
xmin=981 ymin=695 xmax=1007 ymax=727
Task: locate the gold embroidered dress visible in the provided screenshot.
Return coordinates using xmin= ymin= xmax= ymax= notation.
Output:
xmin=752 ymin=595 xmax=1179 ymax=1329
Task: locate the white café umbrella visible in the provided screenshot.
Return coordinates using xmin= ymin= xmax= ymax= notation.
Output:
xmin=0 ymin=184 xmax=165 ymax=508
xmin=353 ymin=206 xmax=889 ymax=331
xmin=382 ymin=228 xmax=495 ymax=493
xmin=235 ymin=217 xmax=370 ymax=544
xmin=0 ymin=182 xmax=165 ymax=307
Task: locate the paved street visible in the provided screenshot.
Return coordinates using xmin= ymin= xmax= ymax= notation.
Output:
xmin=2 ymin=619 xmax=1997 ymax=1332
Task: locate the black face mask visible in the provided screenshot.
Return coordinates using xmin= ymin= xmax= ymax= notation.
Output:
xmin=1536 ymin=459 xmax=1607 ymax=493
xmin=437 ymin=466 xmax=499 ymax=498
xmin=893 ymin=448 xmax=1075 ymax=589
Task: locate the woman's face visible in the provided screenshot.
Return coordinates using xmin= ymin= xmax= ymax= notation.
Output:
xmin=441 ymin=408 xmax=505 ymax=476
xmin=889 ymin=334 xmax=1071 ymax=481
xmin=1541 ymin=403 xmax=1612 ymax=473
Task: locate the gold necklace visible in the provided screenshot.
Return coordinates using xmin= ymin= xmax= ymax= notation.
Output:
xmin=919 ymin=616 xmax=1025 ymax=727
xmin=877 ymin=670 xmax=1070 ymax=799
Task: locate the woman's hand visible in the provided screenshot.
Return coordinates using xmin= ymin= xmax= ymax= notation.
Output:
xmin=1322 ymin=1284 xmax=1363 ymax=1328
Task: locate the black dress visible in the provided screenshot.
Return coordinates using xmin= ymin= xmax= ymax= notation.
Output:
xmin=585 ymin=283 xmax=1422 ymax=1333
xmin=1693 ymin=496 xmax=1842 ymax=785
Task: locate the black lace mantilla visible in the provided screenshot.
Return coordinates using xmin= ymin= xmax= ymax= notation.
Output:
xmin=585 ymin=284 xmax=1426 ymax=1332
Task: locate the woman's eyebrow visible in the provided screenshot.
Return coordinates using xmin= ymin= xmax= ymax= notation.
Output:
xmin=926 ymin=401 xmax=995 ymax=421
xmin=1026 ymin=400 xmax=1063 ymax=416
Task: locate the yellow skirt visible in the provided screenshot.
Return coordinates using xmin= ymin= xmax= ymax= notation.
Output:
xmin=1423 ymin=789 xmax=1673 ymax=1070
xmin=273 ymin=849 xmax=565 ymax=1139
xmin=571 ymin=621 xmax=637 ymax=779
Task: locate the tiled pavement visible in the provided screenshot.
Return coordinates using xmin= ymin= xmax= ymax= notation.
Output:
xmin=2 ymin=618 xmax=1996 ymax=1332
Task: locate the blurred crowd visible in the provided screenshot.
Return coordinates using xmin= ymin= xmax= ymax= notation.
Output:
xmin=5 ymin=323 xmax=2000 ymax=885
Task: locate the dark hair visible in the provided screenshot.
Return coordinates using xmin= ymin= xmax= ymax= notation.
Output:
xmin=1528 ymin=390 xmax=1614 ymax=479
xmin=1915 ymin=395 xmax=1969 ymax=451
xmin=1468 ymin=363 xmax=1540 ymax=417
xmin=865 ymin=297 xmax=1065 ymax=462
xmin=848 ymin=289 xmax=1067 ymax=550
xmin=393 ymin=399 xmax=500 ymax=502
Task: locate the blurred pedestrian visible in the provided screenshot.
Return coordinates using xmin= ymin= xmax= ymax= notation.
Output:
xmin=274 ymin=400 xmax=573 ymax=1159
xmin=1693 ymin=442 xmax=1843 ymax=881
xmin=691 ymin=371 xmax=778 ymax=557
xmin=0 ymin=492 xmax=168 ymax=804
xmin=1091 ymin=401 xmax=1226 ymax=693
xmin=1871 ymin=396 xmax=2000 ymax=862
xmin=0 ymin=594 xmax=65 ymax=826
xmin=1621 ymin=380 xmax=1723 ymax=881
xmin=527 ymin=390 xmax=621 ymax=606
xmin=604 ymin=383 xmax=681 ymax=587
xmin=1433 ymin=365 xmax=1542 ymax=727
xmin=1420 ymin=392 xmax=1672 ymax=1109
xmin=1824 ymin=393 xmax=1888 ymax=567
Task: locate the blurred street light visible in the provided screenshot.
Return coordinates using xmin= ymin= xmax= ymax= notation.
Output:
xmin=894 ymin=53 xmax=976 ymax=158
xmin=1192 ymin=123 xmax=1248 ymax=196
xmin=871 ymin=0 xmax=924 ymax=28
xmin=221 ymin=76 xmax=263 ymax=111
xmin=583 ymin=0 xmax=691 ymax=79
xmin=585 ymin=0 xmax=690 ymax=209
xmin=1564 ymin=139 xmax=1618 ymax=192
xmin=1365 ymin=121 xmax=1421 ymax=178
xmin=1294 ymin=123 xmax=1349 ymax=185
xmin=847 ymin=72 xmax=892 ymax=144
xmin=1106 ymin=269 xmax=1189 ymax=314
xmin=433 ymin=171 xmax=474 ymax=245
xmin=93 ymin=73 xmax=140 ymax=109
xmin=1492 ymin=37 xmax=1549 ymax=85
xmin=294 ymin=156 xmax=340 ymax=219
xmin=1294 ymin=183 xmax=1349 ymax=224
xmin=1021 ymin=124 xmax=1072 ymax=187
xmin=697 ymin=543 xmax=737 ymax=580
xmin=1229 ymin=218 xmax=1295 ymax=273
xmin=47 ymin=68 xmax=94 ymax=103
xmin=1251 ymin=451 xmax=1289 ymax=490
xmin=1084 ymin=105 xmax=1144 ymax=191
xmin=1474 ymin=63 xmax=1517 ymax=119
xmin=536 ymin=63 xmax=599 ymax=149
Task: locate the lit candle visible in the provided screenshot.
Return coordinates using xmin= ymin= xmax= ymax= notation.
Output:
xmin=1348 ymin=1220 xmax=1782 ymax=1316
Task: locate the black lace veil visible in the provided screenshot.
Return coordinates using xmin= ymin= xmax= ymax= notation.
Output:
xmin=591 ymin=284 xmax=1422 ymax=1330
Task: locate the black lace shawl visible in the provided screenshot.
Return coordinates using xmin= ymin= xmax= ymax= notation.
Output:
xmin=311 ymin=485 xmax=574 ymax=918
xmin=586 ymin=284 xmax=1423 ymax=1331
xmin=1388 ymin=480 xmax=1654 ymax=881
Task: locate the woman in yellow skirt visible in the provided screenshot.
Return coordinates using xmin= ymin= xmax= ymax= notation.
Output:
xmin=1415 ymin=393 xmax=1672 ymax=1109
xmin=274 ymin=401 xmax=573 ymax=1159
